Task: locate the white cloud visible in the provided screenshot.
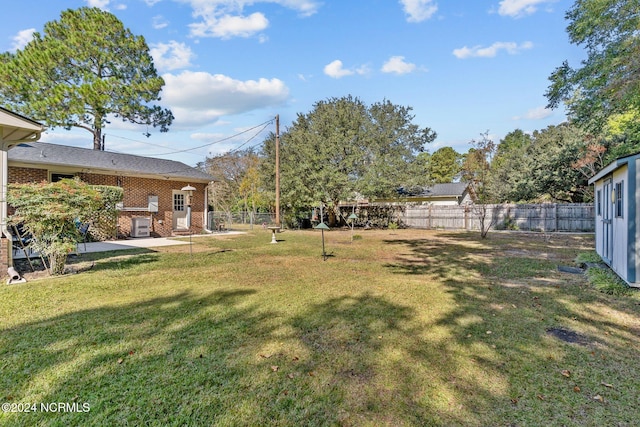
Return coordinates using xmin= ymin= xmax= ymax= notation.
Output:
xmin=190 ymin=12 xmax=269 ymax=39
xmin=399 ymin=0 xmax=438 ymax=23
xmin=10 ymin=28 xmax=35 ymax=52
xmin=152 ymin=15 xmax=169 ymax=29
xmin=161 ymin=71 xmax=290 ymax=128
xmin=513 ymin=106 xmax=552 ymax=120
xmin=183 ymin=0 xmax=321 ymax=39
xmin=323 ymin=60 xmax=369 ymax=79
xmin=150 ymin=41 xmax=195 ymax=71
xmin=145 ymin=0 xmax=162 ymax=5
xmin=453 ymin=41 xmax=533 ymax=58
xmin=84 ymin=0 xmax=127 ymax=11
xmin=324 ymin=60 xmax=353 ymax=78
xmin=498 ymin=0 xmax=556 ymax=18
xmin=85 ymin=0 xmax=111 ymax=9
xmin=381 ymin=56 xmax=417 ymax=75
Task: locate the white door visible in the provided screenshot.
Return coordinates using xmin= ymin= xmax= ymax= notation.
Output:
xmin=602 ymin=179 xmax=613 ymax=263
xmin=172 ymin=191 xmax=188 ymax=230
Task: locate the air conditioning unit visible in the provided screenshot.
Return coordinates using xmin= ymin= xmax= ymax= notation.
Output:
xmin=131 ymin=217 xmax=151 ymax=238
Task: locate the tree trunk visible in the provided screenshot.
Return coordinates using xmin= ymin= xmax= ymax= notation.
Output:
xmin=48 ymin=252 xmax=67 ymax=275
xmin=93 ymin=116 xmax=103 ymax=150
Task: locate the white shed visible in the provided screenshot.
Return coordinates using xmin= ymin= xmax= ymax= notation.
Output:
xmin=588 ymin=151 xmax=640 ymax=287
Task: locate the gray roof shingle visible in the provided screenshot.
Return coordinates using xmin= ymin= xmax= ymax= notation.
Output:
xmin=8 ymin=142 xmax=215 ymax=183
xmin=399 ymin=182 xmax=468 ymax=197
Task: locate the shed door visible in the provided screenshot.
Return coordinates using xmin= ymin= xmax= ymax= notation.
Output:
xmin=602 ymin=179 xmax=614 ymax=263
xmin=172 ymin=190 xmax=188 ymax=230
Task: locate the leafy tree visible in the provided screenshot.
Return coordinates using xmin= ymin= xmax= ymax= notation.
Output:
xmin=489 ymin=129 xmax=535 ymax=202
xmin=7 ymin=179 xmax=121 ymax=275
xmin=461 ymin=131 xmax=496 ymax=238
xmin=601 ymin=109 xmax=640 ymax=162
xmin=199 ymin=148 xmax=266 ymax=215
xmin=358 ymin=99 xmax=436 ymax=197
xmin=260 ymin=96 xmax=436 ymax=225
xmin=427 ymin=146 xmax=462 ymax=183
xmin=546 ymin=0 xmax=640 ymax=129
xmin=0 ymin=7 xmax=173 ymax=150
xmin=238 ymin=156 xmax=266 ymax=221
xmin=527 ymin=123 xmax=593 ymax=203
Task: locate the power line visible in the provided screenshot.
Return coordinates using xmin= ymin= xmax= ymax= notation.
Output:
xmin=228 ymin=122 xmax=272 ymax=154
xmin=107 ymin=118 xmax=275 ymax=157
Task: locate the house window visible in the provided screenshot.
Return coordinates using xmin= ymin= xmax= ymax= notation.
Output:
xmin=173 ymin=193 xmax=185 ymax=212
xmin=51 ymin=173 xmax=75 ymax=182
xmin=615 ymin=181 xmax=623 ymax=218
xmin=596 ymin=189 xmax=601 ymax=216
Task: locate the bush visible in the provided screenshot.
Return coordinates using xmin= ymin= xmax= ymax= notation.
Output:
xmin=586 ymin=267 xmax=631 ymax=296
xmin=8 ymin=179 xmax=121 ymax=275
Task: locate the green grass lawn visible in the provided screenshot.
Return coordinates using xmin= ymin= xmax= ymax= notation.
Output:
xmin=1 ymin=229 xmax=639 ymax=426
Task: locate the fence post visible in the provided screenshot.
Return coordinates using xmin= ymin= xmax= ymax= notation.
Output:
xmin=554 ymin=203 xmax=558 ymax=232
xmin=464 ymin=205 xmax=469 ymax=230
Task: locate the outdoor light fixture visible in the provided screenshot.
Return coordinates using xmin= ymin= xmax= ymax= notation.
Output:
xmin=314 ymin=221 xmax=330 ymax=260
xmin=348 ymin=213 xmax=358 ymax=243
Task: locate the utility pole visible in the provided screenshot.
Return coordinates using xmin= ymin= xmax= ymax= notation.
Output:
xmin=275 ymin=114 xmax=281 ymax=227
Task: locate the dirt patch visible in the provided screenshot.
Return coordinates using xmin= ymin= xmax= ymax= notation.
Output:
xmin=546 ymin=327 xmax=591 ymax=346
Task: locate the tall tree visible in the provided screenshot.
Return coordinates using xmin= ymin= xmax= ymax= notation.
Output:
xmin=427 ymin=146 xmax=462 ymax=183
xmin=0 ymin=7 xmax=173 ymax=150
xmin=261 ymin=96 xmax=436 ymax=225
xmin=527 ymin=123 xmax=592 ymax=203
xmin=546 ymin=0 xmax=640 ymax=129
xmin=489 ymin=129 xmax=534 ymax=202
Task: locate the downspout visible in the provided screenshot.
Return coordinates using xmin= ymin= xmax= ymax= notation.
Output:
xmin=1 ymin=144 xmax=11 ymax=242
xmin=204 ymin=181 xmax=212 ymax=232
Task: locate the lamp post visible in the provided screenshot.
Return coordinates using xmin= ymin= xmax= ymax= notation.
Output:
xmin=348 ymin=212 xmax=358 ymax=242
xmin=314 ymin=221 xmax=329 ymax=260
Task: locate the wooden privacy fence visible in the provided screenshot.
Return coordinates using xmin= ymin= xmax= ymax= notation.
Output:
xmin=400 ymin=203 xmax=594 ymax=232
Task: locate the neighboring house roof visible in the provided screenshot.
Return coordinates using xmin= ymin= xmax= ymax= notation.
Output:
xmin=8 ymin=142 xmax=215 ymax=183
xmin=398 ymin=182 xmax=469 ymax=198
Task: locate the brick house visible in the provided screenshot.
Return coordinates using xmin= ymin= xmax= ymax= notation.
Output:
xmin=8 ymin=142 xmax=215 ymax=239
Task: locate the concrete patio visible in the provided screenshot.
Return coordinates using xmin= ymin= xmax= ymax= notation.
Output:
xmin=13 ymin=232 xmax=246 ymax=258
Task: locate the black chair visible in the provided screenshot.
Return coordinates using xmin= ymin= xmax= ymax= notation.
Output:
xmin=10 ymin=223 xmax=35 ymax=272
xmin=76 ymin=221 xmax=90 ymax=252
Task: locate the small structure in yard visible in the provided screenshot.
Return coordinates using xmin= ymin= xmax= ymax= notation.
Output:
xmin=588 ymin=151 xmax=640 ymax=288
xmin=375 ymin=183 xmax=473 ymax=206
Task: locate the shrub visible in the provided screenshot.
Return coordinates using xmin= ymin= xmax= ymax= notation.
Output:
xmin=8 ymin=179 xmax=121 ymax=275
xmin=586 ymin=267 xmax=631 ymax=296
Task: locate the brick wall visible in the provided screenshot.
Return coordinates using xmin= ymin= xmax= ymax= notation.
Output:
xmin=9 ymin=166 xmax=47 ymax=183
xmin=9 ymin=167 xmax=209 ymax=238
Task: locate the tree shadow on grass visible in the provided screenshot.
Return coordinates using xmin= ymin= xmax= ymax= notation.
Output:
xmin=380 ymin=232 xmax=640 ymax=426
xmin=287 ymin=293 xmax=500 ymax=426
xmin=0 ymin=288 xmax=289 ymax=426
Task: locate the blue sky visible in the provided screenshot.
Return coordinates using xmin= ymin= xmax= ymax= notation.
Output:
xmin=1 ymin=0 xmax=585 ymax=166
